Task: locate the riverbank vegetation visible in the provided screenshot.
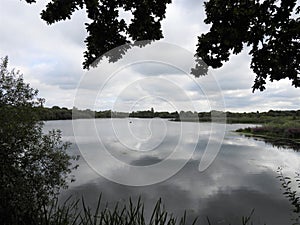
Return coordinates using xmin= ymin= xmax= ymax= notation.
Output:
xmin=35 ymin=106 xmax=299 ymax=124
xmin=23 ymin=195 xmax=262 ymax=225
xmin=0 ymin=57 xmax=78 ymax=224
xmin=236 ymin=116 xmax=300 ymax=150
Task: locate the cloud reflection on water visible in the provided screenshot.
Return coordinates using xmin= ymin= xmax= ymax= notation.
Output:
xmin=44 ymin=119 xmax=300 ymax=225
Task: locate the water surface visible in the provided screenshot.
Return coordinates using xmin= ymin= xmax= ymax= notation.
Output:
xmin=44 ymin=119 xmax=300 ymax=225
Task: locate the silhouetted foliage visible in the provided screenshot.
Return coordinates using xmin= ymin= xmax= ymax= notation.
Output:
xmin=16 ymin=194 xmax=260 ymax=225
xmin=24 ymin=0 xmax=171 ymax=69
xmin=194 ymin=0 xmax=300 ymax=91
xmin=35 ymin=106 xmax=300 ymax=125
xmin=35 ymin=107 xmax=181 ymax=120
xmin=24 ymin=0 xmax=299 ymax=91
xmin=277 ymin=167 xmax=300 ymax=224
xmin=0 ymin=56 xmax=78 ymax=225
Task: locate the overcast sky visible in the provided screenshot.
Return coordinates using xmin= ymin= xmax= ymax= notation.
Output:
xmin=0 ymin=0 xmax=299 ymax=112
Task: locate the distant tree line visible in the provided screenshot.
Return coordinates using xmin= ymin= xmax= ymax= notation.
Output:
xmin=224 ymin=110 xmax=300 ymax=124
xmin=35 ymin=106 xmax=180 ymax=120
xmin=35 ymin=106 xmax=300 ymax=123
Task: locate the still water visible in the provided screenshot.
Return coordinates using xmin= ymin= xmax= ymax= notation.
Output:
xmin=44 ymin=118 xmax=300 ymax=225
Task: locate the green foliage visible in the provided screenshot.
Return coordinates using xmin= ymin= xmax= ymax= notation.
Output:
xmin=36 ymin=107 xmax=73 ymax=120
xmin=195 ymin=0 xmax=300 ymax=91
xmin=129 ymin=109 xmax=177 ymax=118
xmin=236 ymin=115 xmax=300 ymax=138
xmin=34 ymin=107 xmax=180 ymax=120
xmin=228 ymin=110 xmax=300 ymax=124
xmin=234 ymin=111 xmax=300 ymax=150
xmin=0 ymin=56 xmax=78 ymax=225
xmin=35 ymin=107 xmax=300 ymax=125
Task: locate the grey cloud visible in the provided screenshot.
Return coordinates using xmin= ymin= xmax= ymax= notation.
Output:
xmin=131 ymin=62 xmax=184 ymax=76
xmin=0 ymin=0 xmax=85 ymax=90
xmin=0 ymin=0 xmax=298 ymax=111
xmin=50 ymin=10 xmax=88 ymax=47
xmin=175 ymin=0 xmax=205 ymax=12
xmin=30 ymin=59 xmax=83 ymax=89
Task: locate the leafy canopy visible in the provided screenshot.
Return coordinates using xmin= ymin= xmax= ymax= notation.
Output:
xmin=24 ymin=0 xmax=299 ymax=91
xmin=195 ymin=0 xmax=300 ymax=92
xmin=25 ymin=0 xmax=171 ymax=69
xmin=0 ymin=56 xmax=78 ymax=224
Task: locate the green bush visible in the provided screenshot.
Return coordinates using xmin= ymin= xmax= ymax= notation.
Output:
xmin=0 ymin=56 xmax=78 ymax=225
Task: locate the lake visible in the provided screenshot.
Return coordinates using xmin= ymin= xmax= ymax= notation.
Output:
xmin=44 ymin=118 xmax=300 ymax=225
